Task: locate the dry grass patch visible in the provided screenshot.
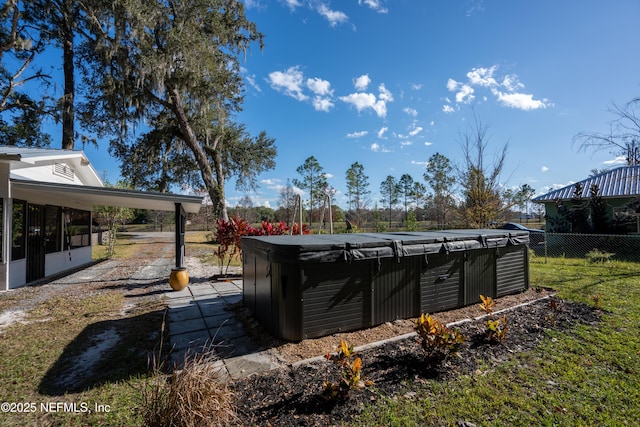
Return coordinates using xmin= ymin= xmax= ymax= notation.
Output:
xmin=141 ymin=345 xmax=236 ymax=427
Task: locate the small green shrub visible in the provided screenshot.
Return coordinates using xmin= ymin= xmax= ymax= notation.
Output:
xmin=323 ymin=339 xmax=370 ymax=400
xmin=414 ymin=313 xmax=465 ymax=363
xmin=478 ymin=295 xmax=509 ymax=343
xmin=586 ymin=248 xmax=614 ymax=263
xmin=485 ymin=316 xmax=509 ymax=343
xmin=478 ymin=294 xmax=495 ymax=314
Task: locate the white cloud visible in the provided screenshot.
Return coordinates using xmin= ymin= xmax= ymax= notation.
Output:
xmin=358 ymin=0 xmax=388 ymax=13
xmin=370 ymin=142 xmax=392 ymax=153
xmin=403 ymin=107 xmax=418 ymax=117
xmin=491 ymin=89 xmax=552 ymax=110
xmin=429 ymin=120 xmax=435 ymax=126
xmin=424 ymin=141 xmax=433 ymax=146
xmin=378 ymin=84 xmax=393 ymax=102
xmin=269 ymin=68 xmax=336 ymax=111
xmin=400 ymin=141 xmax=412 ymax=147
xmin=411 ymin=83 xmax=423 ymax=90
xmin=502 ymin=74 xmax=524 ymax=92
xmin=377 ymin=126 xmax=388 ymax=138
xmin=347 ymin=130 xmax=368 ymax=138
xmin=268 ymin=66 xmax=307 ymax=101
xmin=306 ymin=77 xmax=333 ymax=96
xmin=603 ymin=155 xmax=627 ymax=165
xmin=312 ymin=96 xmax=334 ymax=112
xmin=324 ymin=173 xmax=335 ymax=179
xmin=354 ymin=74 xmax=371 ymax=91
xmin=455 ymin=84 xmax=475 ymax=103
xmin=317 ymin=4 xmax=348 ymax=27
xmin=466 ymin=66 xmax=498 ymax=87
xmin=245 ymin=74 xmax=262 ymax=92
xmin=411 ymin=160 xmax=428 ymax=166
xmin=283 ymin=0 xmax=303 ymax=10
xmin=446 ymin=65 xmax=553 ymax=112
xmin=260 ymin=178 xmax=281 ymax=186
xmin=541 ymin=166 xmax=549 ymax=172
xmin=339 ymin=89 xmax=390 ymax=118
xmin=442 ymin=104 xmax=455 ymax=113
xmin=408 ymin=126 xmax=423 ymax=137
xmin=340 ymin=92 xmax=376 ymax=111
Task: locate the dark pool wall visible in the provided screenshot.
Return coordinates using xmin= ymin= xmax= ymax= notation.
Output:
xmin=242 ymin=230 xmax=529 ymax=341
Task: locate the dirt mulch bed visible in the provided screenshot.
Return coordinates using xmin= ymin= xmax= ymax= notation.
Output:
xmin=231 ymin=295 xmax=603 ymax=426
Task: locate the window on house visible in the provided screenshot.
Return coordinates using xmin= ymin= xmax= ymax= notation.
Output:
xmin=45 ymin=206 xmax=61 ymax=253
xmin=11 ymin=200 xmax=26 ymax=261
xmin=64 ymin=208 xmax=91 ymax=249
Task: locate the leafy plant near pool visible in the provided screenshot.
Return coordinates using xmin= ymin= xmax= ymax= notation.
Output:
xmin=215 ymin=215 xmax=310 ymax=274
xmin=485 ymin=316 xmax=509 ymax=343
xmin=414 ymin=313 xmax=465 ymax=363
xmin=478 ymin=295 xmax=508 ymax=343
xmin=323 ymin=339 xmax=370 ymax=400
xmin=478 ymin=294 xmax=495 ymax=314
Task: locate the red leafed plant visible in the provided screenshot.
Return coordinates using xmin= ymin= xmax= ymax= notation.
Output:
xmin=215 ymin=217 xmax=309 ymax=274
xmin=291 ymin=222 xmax=311 ymax=235
xmin=215 ymin=215 xmax=255 ymax=275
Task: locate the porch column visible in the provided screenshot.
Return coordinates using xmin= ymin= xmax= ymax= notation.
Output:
xmin=175 ymin=202 xmax=186 ymax=268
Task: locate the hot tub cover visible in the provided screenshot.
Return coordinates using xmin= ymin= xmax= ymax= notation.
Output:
xmin=241 ymin=229 xmax=529 ymax=264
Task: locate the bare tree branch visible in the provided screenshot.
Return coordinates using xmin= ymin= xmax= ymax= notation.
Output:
xmin=573 ymin=98 xmax=640 ymax=165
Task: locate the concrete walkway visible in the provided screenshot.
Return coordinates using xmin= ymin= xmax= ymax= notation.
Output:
xmin=165 ymin=279 xmax=285 ymax=381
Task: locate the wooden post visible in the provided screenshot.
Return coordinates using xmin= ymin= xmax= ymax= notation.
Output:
xmin=175 ymin=203 xmax=186 ymax=268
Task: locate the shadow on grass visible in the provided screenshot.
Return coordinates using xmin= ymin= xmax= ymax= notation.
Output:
xmin=38 ymin=309 xmax=167 ymax=396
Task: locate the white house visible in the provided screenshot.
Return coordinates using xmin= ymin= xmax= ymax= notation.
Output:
xmin=0 ymin=146 xmax=203 ymax=291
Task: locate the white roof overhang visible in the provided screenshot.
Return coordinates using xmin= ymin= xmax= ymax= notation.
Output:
xmin=10 ymin=179 xmax=203 ymax=213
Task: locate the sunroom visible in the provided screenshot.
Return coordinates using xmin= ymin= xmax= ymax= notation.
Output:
xmin=0 ymin=146 xmax=202 ymax=291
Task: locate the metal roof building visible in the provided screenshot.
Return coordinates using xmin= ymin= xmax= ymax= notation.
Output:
xmin=533 ymin=165 xmax=640 ymax=202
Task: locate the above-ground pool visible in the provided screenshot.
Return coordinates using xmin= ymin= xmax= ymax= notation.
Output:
xmin=242 ymin=229 xmax=529 ymax=341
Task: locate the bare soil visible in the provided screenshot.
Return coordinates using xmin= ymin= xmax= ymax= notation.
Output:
xmin=231 ymin=295 xmax=603 ymax=426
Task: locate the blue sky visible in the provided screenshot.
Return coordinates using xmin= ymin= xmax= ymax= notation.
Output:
xmin=23 ymin=1 xmax=640 ymax=210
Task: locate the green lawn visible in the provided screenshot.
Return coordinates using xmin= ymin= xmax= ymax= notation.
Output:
xmin=1 ymin=241 xmax=639 ymax=426
xmin=357 ymin=255 xmax=640 ymax=426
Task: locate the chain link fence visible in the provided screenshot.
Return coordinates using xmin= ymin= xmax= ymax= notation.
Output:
xmin=530 ymin=232 xmax=640 ymax=263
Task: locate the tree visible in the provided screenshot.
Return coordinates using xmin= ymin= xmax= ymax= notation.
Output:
xmin=532 ymin=201 xmax=545 ymax=223
xmin=79 ymin=0 xmax=269 ymax=220
xmin=410 ymin=181 xmax=427 ymax=211
xmin=573 ymin=97 xmax=640 ymax=165
xmin=277 ymin=179 xmax=298 ymax=225
xmin=380 ymin=175 xmax=399 ymax=227
xmin=0 ymin=1 xmax=51 ymax=146
xmin=93 ymin=181 xmax=135 ymax=257
xmin=345 ymin=161 xmax=371 ymax=227
xmin=589 ymin=184 xmax=608 ymax=233
xmin=25 ymin=0 xmax=93 ymax=149
xmin=515 ymin=184 xmax=535 ymax=223
xmin=293 ymin=156 xmax=327 ymax=228
xmin=458 ymin=116 xmax=509 ymax=228
xmin=237 ymin=195 xmax=254 ymax=223
xmin=424 ymin=152 xmax=456 ymax=229
xmin=398 ymin=174 xmax=414 ymax=223
xmin=569 ymin=182 xmax=589 ymax=233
